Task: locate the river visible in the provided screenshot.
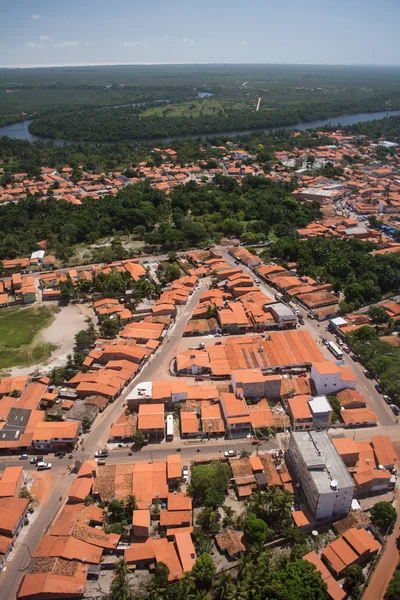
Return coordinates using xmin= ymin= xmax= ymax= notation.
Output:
xmin=0 ymin=109 xmax=399 ymax=146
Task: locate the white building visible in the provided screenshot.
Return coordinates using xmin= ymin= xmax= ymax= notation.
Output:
xmin=288 ymin=430 xmax=354 ymax=521
xmin=311 ymin=361 xmax=357 ymax=396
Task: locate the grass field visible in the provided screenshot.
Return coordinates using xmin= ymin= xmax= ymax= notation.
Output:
xmin=142 ymin=97 xmax=246 ymax=118
xmin=0 ymin=305 xmax=57 ymax=370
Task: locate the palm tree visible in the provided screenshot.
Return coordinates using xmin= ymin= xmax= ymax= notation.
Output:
xmin=125 ymin=494 xmax=138 ymax=515
xmin=213 ymin=572 xmax=234 ymax=600
xmin=247 ymin=491 xmax=267 ymax=517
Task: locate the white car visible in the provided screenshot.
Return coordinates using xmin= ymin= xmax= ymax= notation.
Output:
xmin=214 ymin=333 xmax=222 ymax=337
xmin=19 ymin=454 xmax=29 ymax=460
xmin=95 ymin=450 xmax=109 ymax=458
xmin=254 ymin=279 xmax=260 ymax=284
xmin=224 ymin=450 xmax=237 ymax=457
xmin=37 ymin=462 xmax=52 ymax=470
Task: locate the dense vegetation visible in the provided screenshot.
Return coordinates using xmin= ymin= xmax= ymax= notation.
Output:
xmin=347 ymin=326 xmax=400 ymax=402
xmin=0 ymin=176 xmax=320 ymax=261
xmin=2 ymin=63 xmax=400 ymax=140
xmin=269 ymin=236 xmax=400 ymax=310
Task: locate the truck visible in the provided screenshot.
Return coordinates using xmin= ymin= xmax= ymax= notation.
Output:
xmin=327 ymin=341 xmax=343 ymax=360
xmin=166 ymin=414 xmax=174 ymax=441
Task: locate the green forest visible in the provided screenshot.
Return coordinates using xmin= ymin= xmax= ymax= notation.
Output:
xmin=269 ymin=236 xmax=400 ymax=311
xmin=0 ymin=175 xmax=320 ymax=261
xmin=2 ymin=63 xmax=400 ymax=139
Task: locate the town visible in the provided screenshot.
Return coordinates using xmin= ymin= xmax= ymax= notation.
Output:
xmin=1 ymin=103 xmax=400 ymax=600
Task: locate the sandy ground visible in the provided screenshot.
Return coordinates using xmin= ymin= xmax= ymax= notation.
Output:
xmin=30 ymin=471 xmax=53 ymax=505
xmin=10 ymin=303 xmax=93 ymax=377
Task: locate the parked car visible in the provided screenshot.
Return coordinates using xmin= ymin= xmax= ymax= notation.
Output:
xmin=252 ymin=440 xmax=262 ymax=445
xmin=375 ymin=383 xmax=384 ymax=393
xmin=308 ymin=313 xmax=315 ymax=320
xmin=37 ymin=462 xmax=52 ymax=470
xmin=95 ymin=450 xmax=109 ymax=458
xmin=195 ymin=376 xmax=205 ymax=381
xmin=336 ymin=338 xmax=344 ymax=346
xmin=343 ymin=345 xmax=350 ymax=353
xmin=96 ymin=458 xmax=106 ymax=466
xmin=390 ymin=404 xmax=400 ymax=416
xmin=224 ymin=450 xmax=237 ymax=457
xmin=363 ymin=369 xmax=373 ymax=379
xmin=298 ymin=317 xmax=304 ymax=325
xmin=298 ymin=372 xmax=307 ymax=378
xmin=182 ymin=465 xmax=189 ymax=476
xmin=350 ymin=353 xmax=359 ymax=362
xmin=383 ymin=395 xmax=392 ymax=404
xmin=254 ymin=279 xmax=260 ymax=284
xmin=215 ymin=341 xmax=222 ymax=346
xmin=19 ymin=454 xmax=29 ymax=460
xmin=55 ymin=451 xmax=65 ymax=458
xmin=30 ymin=456 xmax=43 ymax=464
xmin=214 ymin=333 xmax=222 ymax=337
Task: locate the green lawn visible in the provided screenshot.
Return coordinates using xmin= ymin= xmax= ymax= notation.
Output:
xmin=0 ymin=305 xmax=57 ymax=370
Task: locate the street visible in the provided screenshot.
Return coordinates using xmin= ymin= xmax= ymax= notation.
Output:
xmin=218 ymin=246 xmax=397 ymax=427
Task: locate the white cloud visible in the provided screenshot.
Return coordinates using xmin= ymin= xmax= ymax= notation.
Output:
xmin=53 ymin=41 xmax=79 ymax=48
xmin=181 ymin=37 xmax=195 ymax=46
xmin=84 ymin=41 xmax=91 ymax=47
xmin=27 ymin=41 xmax=46 ymax=48
xmin=240 ymin=40 xmax=248 ymax=46
xmin=31 ymin=14 xmax=40 ymax=19
xmin=39 ymin=35 xmax=49 ymax=41
xmin=123 ymin=40 xmax=148 ymax=48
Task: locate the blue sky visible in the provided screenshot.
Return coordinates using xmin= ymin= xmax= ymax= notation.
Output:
xmin=1 ymin=0 xmax=400 ymax=67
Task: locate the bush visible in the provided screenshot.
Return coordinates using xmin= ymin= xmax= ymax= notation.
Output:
xmin=244 ymin=512 xmax=273 ymax=545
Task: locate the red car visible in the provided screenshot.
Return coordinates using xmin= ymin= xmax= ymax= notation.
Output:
xmin=215 ymin=341 xmax=222 ymax=346
xmin=195 ymin=376 xmax=205 ymax=381
xmin=252 ymin=440 xmax=262 ymax=445
xmin=298 ymin=372 xmax=307 ymax=378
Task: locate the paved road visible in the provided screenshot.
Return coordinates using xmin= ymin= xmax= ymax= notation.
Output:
xmin=0 ymin=276 xmax=210 ymax=600
xmin=218 ymin=247 xmax=397 ymax=427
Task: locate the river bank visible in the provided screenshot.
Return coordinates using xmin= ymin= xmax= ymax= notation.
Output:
xmin=1 ymin=109 xmax=399 ymax=146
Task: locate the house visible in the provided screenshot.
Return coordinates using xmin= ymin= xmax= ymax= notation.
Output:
xmin=322 ymin=527 xmax=380 ymax=576
xmin=215 ymin=528 xmax=246 ymax=558
xmin=371 ymin=436 xmax=398 ymax=471
xmin=174 ymin=532 xmax=196 ymax=573
xmin=132 ymin=509 xmax=150 ymax=538
xmin=287 ymin=395 xmax=332 ymax=430
xmin=180 ymin=411 xmax=199 ymax=437
xmin=31 ymin=421 xmax=79 ymax=450
xmin=167 ymin=455 xmax=181 ymax=486
xmin=303 ymin=551 xmax=346 ymax=600
xmin=137 ymin=404 xmax=165 ymax=440
xmin=0 ymin=497 xmax=29 ymax=538
xmin=231 ymin=369 xmax=281 ymax=399
xmin=219 ymin=392 xmax=251 ymax=437
xmin=340 ymin=408 xmax=378 ymax=427
xmin=288 ymin=430 xmax=354 ymax=521
xmin=176 ymin=350 xmax=211 ymax=375
xmin=332 ymin=438 xmax=360 ymax=467
xmin=311 ymin=361 xmax=357 ymax=395
xmin=336 ymin=389 xmax=367 ymax=410
xmin=0 ymin=466 xmax=24 ymax=498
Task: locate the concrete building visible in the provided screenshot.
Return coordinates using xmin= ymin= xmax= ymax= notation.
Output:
xmin=268 ymin=303 xmax=298 ymax=329
xmin=311 ymin=361 xmax=357 ymax=396
xmin=288 ymin=430 xmax=354 ymax=521
xmin=231 ymin=369 xmax=281 ymax=399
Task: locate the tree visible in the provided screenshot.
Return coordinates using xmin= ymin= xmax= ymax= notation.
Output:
xmin=163 ymin=263 xmax=181 ymax=282
xmin=153 ymin=562 xmax=170 ymax=587
xmin=344 ymin=564 xmax=365 ymax=597
xmin=386 ymin=568 xmax=400 ymax=600
xmin=132 ymin=429 xmax=146 ymax=449
xmin=100 ymin=317 xmax=120 ymax=338
xmin=191 ymin=553 xmax=216 ymax=590
xmin=371 ymin=501 xmax=397 ymax=531
xmin=272 ymin=559 xmax=329 ymax=600
xmin=75 ymin=325 xmax=97 ymax=352
xmin=189 ymin=462 xmax=230 ymax=505
xmin=111 ymin=558 xmax=132 ymax=600
xmin=367 ymin=305 xmax=390 ymax=324
xmin=244 ymin=512 xmax=273 ymax=545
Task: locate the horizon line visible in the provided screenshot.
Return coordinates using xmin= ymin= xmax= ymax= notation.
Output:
xmin=1 ymin=61 xmax=400 ymax=70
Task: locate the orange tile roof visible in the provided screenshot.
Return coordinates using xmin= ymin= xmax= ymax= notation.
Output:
xmin=175 ymin=532 xmax=196 ymax=573
xmin=322 ymin=537 xmax=358 ymax=573
xmin=288 ymin=395 xmax=312 ymax=421
xmin=180 ymin=411 xmax=198 ymax=434
xmin=33 ymin=534 xmax=103 ymax=563
xmin=138 ymin=403 xmax=164 ymax=430
xmin=341 ymin=408 xmax=378 ymax=425
xmin=167 ymin=455 xmax=181 ymax=480
xmin=152 ymin=538 xmax=183 ymax=581
xmin=159 ymin=510 xmax=191 ymax=527
xmin=18 ymin=572 xmax=87 ymax=600
xmin=371 ymin=436 xmax=398 ymax=468
xmin=167 ymin=492 xmax=192 ymax=512
xmin=303 ymin=551 xmax=346 ymax=600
